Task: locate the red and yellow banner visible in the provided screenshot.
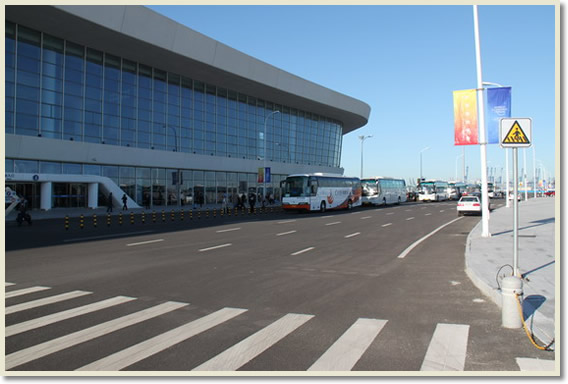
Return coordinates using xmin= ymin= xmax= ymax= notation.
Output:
xmin=453 ymin=89 xmax=478 ymax=145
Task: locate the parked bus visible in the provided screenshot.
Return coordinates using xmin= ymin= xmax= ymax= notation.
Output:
xmin=418 ymin=180 xmax=449 ymax=202
xmin=361 ymin=177 xmax=406 ymax=206
xmin=282 ymin=173 xmax=362 ymax=212
xmin=448 ymin=182 xmax=467 ymax=200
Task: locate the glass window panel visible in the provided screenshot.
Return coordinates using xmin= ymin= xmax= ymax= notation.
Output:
xmin=15 ymin=159 xmax=38 ymax=173
xmin=84 ymin=164 xmax=101 ymax=176
xmin=63 ymin=163 xmax=82 ymax=174
xmin=6 ymin=158 xmax=14 ymax=173
xmin=40 ymin=161 xmax=61 ymax=174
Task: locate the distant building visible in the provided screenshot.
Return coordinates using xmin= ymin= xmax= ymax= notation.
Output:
xmin=5 ymin=5 xmax=370 ymax=210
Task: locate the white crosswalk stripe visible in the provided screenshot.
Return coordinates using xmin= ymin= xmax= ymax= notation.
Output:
xmin=5 ymin=290 xmax=93 ymax=315
xmin=5 ymin=301 xmax=188 ymax=370
xmin=6 ymin=296 xmax=135 ymax=337
xmin=308 ymin=318 xmax=387 ymax=371
xmin=420 ymin=323 xmax=469 ymax=371
xmin=77 ymin=307 xmax=247 ymax=371
xmin=193 ymin=313 xmax=314 ymax=371
xmin=6 ymin=286 xmax=50 ymax=298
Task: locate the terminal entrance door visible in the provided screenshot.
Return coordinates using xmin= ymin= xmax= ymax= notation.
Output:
xmin=53 ymin=183 xmax=87 ymax=208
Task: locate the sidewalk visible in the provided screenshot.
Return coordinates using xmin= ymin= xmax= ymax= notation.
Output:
xmin=465 ymin=197 xmax=556 ymax=349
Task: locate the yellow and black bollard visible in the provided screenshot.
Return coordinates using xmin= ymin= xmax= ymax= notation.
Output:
xmin=130 ymin=212 xmax=134 ymax=225
xmin=171 ymin=209 xmax=175 ymax=221
xmin=65 ymin=215 xmax=69 ymax=230
xmin=206 ymin=208 xmax=209 ymax=219
xmin=213 ymin=209 xmax=217 ymax=218
xmin=80 ymin=214 xmax=84 ymax=229
xmin=198 ymin=210 xmax=201 ymax=219
xmin=190 ymin=210 xmax=193 ymax=220
xmin=180 ymin=209 xmax=184 ymax=221
xmin=162 ymin=210 xmax=165 ymax=223
xmin=152 ymin=210 xmax=156 ymax=223
xmin=142 ymin=211 xmax=146 ymax=224
xmin=93 ymin=214 xmax=97 ymax=228
xmin=107 ymin=213 xmax=111 ymax=227
xmin=118 ymin=212 xmax=123 ymax=226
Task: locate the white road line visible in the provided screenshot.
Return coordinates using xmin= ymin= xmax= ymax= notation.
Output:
xmin=515 ymin=358 xmax=556 ymax=372
xmin=276 ymin=230 xmax=297 ymax=237
xmin=397 ymin=217 xmax=462 ymax=259
xmin=405 ymin=209 xmax=412 ymax=212
xmin=216 ymin=227 xmax=241 ymax=233
xmin=277 ymin=220 xmax=296 ymax=224
xmin=344 ymin=232 xmax=360 ymax=238
xmin=6 ymin=286 xmax=50 ymax=299
xmin=406 ymin=217 xmax=415 ymax=221
xmin=440 ymin=210 xmax=445 ymax=213
xmin=420 ymin=323 xmax=469 ymax=371
xmin=6 ymin=296 xmax=136 ymax=337
xmin=425 ymin=213 xmax=432 ymax=216
xmin=6 ymin=282 xmax=15 ymax=287
xmin=126 ymin=239 xmax=164 ymax=247
xmin=193 ymin=313 xmax=314 ymax=371
xmin=63 ymin=230 xmax=154 ymax=243
xmin=5 ymin=290 xmax=93 ymax=315
xmin=325 ymin=221 xmax=341 ymax=226
xmin=381 ymin=223 xmax=393 ymax=227
xmin=308 ymin=318 xmax=388 ymax=371
xmin=199 ymin=243 xmax=232 ymax=252
xmin=350 ymin=212 xmax=362 ymax=215
xmin=320 ymin=215 xmax=335 ymax=219
xmin=5 ymin=301 xmax=188 ymax=370
xmin=78 ymin=307 xmax=247 ymax=371
xmin=291 ymin=247 xmax=315 ymax=256
xmin=360 ymin=216 xmax=372 ymax=220
xmin=386 ymin=212 xmax=394 ymax=215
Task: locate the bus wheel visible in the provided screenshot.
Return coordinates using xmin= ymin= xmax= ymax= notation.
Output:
xmin=320 ymin=201 xmax=326 ymax=213
xmin=347 ymin=200 xmax=353 ymax=210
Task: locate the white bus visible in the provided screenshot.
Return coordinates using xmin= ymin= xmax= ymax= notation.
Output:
xmin=418 ymin=180 xmax=449 ymax=202
xmin=361 ymin=177 xmax=406 ymax=206
xmin=282 ymin=173 xmax=362 ymax=212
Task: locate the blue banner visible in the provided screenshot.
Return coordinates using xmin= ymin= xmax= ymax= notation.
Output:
xmin=265 ymin=167 xmax=271 ymax=183
xmin=486 ymin=87 xmax=512 ymax=144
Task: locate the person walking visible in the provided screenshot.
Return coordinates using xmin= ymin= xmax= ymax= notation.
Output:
xmin=248 ymin=192 xmax=256 ymax=212
xmin=122 ymin=194 xmax=128 ymax=210
xmin=106 ymin=192 xmax=113 ymax=213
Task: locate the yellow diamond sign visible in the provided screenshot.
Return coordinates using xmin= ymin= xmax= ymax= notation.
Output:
xmin=500 ymin=118 xmax=532 ymax=148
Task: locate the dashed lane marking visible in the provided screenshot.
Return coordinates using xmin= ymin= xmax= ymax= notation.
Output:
xmin=127 ymin=239 xmax=164 ymax=247
xmin=198 ymin=243 xmax=232 ymax=252
xmin=381 ymin=223 xmax=392 ymax=227
xmin=325 ymin=222 xmax=341 ymax=226
xmin=344 ymin=232 xmax=361 ymax=238
xmin=406 ymin=217 xmax=415 ymax=221
xmin=6 ymin=286 xmax=50 ymax=299
xmin=216 ymin=227 xmax=241 ymax=233
xmin=291 ymin=247 xmax=315 ymax=256
xmin=276 ymin=230 xmax=297 ymax=236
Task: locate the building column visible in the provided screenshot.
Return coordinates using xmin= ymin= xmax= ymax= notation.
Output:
xmin=88 ymin=183 xmax=98 ymax=209
xmin=40 ymin=182 xmax=52 ymax=211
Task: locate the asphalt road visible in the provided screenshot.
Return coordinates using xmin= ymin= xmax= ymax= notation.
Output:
xmin=5 ymin=201 xmax=551 ymax=372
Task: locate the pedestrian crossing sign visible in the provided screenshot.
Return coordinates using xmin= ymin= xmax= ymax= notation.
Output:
xmin=500 ymin=118 xmax=532 ymax=148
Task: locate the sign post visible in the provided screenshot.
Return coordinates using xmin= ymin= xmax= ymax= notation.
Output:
xmin=500 ymin=118 xmax=532 ymax=277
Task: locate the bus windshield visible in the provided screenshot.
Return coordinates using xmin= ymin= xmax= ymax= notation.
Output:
xmin=283 ymin=176 xmax=308 ymax=197
xmin=419 ymin=182 xmax=435 ymax=193
xmin=361 ymin=180 xmax=378 ymax=196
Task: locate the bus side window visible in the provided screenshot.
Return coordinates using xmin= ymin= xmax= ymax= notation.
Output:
xmin=310 ymin=180 xmax=318 ymax=196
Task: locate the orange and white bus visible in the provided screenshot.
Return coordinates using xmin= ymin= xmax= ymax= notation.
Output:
xmin=281 ymin=173 xmax=362 ymax=212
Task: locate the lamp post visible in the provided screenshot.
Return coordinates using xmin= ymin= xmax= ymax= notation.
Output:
xmin=358 ymin=135 xmax=373 ymax=179
xmin=455 ymin=153 xmax=464 ymax=181
xmin=420 ymin=146 xmax=430 ymax=180
xmin=263 ymin=110 xmax=280 ymax=205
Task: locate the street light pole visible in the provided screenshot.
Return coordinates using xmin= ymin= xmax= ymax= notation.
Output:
xmin=263 ymin=110 xmax=280 ymax=205
xmin=420 ymin=146 xmax=430 ymax=180
xmin=358 ymin=135 xmax=373 ymax=179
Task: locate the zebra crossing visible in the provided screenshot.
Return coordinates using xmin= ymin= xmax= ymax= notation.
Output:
xmin=3 ymin=282 xmax=497 ymax=371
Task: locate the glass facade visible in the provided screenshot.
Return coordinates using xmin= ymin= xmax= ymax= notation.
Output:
xmin=5 ymin=22 xmax=343 ymax=167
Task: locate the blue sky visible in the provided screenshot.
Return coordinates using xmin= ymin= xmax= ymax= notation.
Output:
xmin=147 ymin=5 xmax=556 ymax=186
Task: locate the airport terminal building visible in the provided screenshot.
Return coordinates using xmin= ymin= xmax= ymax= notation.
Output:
xmin=5 ymin=5 xmax=370 ymax=210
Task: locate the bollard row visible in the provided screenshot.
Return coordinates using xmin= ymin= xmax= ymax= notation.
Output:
xmin=64 ymin=206 xmax=283 ymax=229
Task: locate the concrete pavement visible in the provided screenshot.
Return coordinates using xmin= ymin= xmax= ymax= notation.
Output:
xmin=465 ymin=196 xmax=556 ymax=350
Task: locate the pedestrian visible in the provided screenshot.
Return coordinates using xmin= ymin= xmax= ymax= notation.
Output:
xmin=144 ymin=192 xmax=150 ymax=210
xmin=122 ymin=194 xmax=128 ymax=210
xmin=249 ymin=192 xmax=256 ymax=212
xmin=16 ymin=197 xmax=32 ymax=226
xmin=222 ymin=193 xmax=228 ymax=214
xmin=106 ymin=192 xmax=113 ymax=213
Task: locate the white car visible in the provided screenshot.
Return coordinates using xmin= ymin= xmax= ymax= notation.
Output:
xmin=457 ymin=196 xmax=482 ymax=216
xmin=508 ymin=192 xmax=521 ymax=201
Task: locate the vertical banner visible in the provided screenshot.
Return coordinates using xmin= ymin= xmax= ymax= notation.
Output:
xmin=453 ymin=89 xmax=478 ymax=145
xmin=486 ymin=87 xmax=512 ymax=144
xmin=257 ymin=167 xmax=264 ymax=183
xmin=265 ymin=167 xmax=271 ymax=183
